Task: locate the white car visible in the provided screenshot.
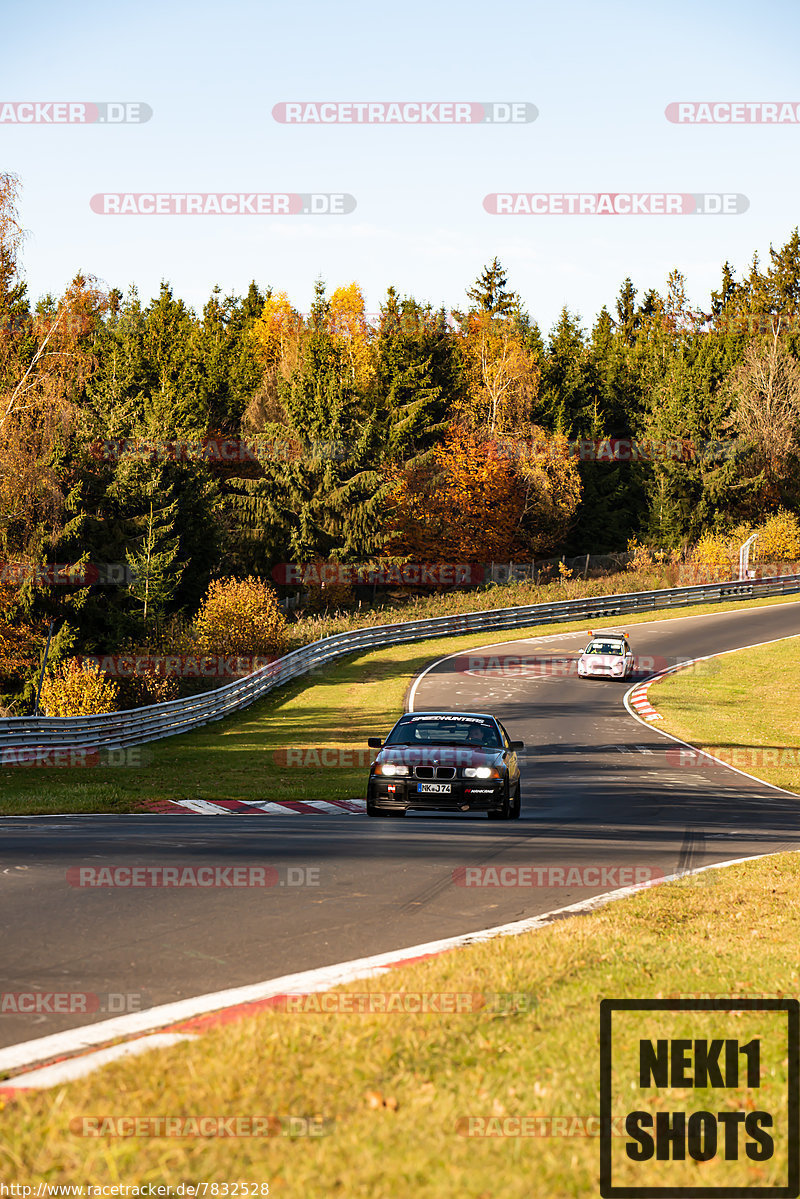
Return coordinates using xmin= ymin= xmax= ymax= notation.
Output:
xmin=577 ymin=630 xmax=634 ymax=680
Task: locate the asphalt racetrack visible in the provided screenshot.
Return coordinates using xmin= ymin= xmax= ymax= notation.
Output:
xmin=1 ymin=600 xmax=798 ymax=1050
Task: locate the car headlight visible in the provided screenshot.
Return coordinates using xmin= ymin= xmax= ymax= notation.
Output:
xmin=464 ymin=766 xmax=500 ymax=779
xmin=375 ymin=762 xmax=409 ymax=776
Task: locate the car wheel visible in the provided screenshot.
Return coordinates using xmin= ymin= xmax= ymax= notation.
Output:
xmin=509 ymin=781 xmax=521 ymax=819
xmin=488 ymin=782 xmax=513 ymax=820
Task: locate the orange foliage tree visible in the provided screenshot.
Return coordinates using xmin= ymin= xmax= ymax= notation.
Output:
xmin=383 ymin=424 xmax=581 ymax=562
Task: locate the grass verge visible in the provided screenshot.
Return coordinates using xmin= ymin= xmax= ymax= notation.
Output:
xmin=2 ymin=853 xmax=798 ymax=1195
xmin=651 ymin=632 xmax=800 ymax=794
xmin=0 ymin=594 xmax=798 ymax=815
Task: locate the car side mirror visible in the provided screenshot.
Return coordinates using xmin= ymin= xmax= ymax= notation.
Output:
xmin=367 ymin=737 xmax=383 ymax=748
xmin=510 ymin=740 xmax=525 ymax=750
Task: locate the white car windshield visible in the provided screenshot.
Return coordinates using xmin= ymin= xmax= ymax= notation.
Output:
xmin=585 ymin=641 xmax=625 ymax=655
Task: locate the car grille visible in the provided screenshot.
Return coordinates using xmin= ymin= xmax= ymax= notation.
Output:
xmin=413 ymin=766 xmax=456 ymax=780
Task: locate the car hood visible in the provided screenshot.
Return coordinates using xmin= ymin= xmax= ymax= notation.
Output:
xmin=580 ymin=653 xmax=625 ymax=667
xmin=375 ymin=745 xmax=505 ymax=768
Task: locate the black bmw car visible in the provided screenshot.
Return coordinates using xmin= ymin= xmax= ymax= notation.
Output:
xmin=366 ymin=711 xmax=524 ymax=819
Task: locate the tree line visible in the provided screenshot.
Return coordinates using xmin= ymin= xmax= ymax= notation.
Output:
xmin=1 ymin=170 xmax=800 ymax=704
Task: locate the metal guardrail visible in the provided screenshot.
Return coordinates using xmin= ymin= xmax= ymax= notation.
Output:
xmin=1 ymin=573 xmax=798 ymax=751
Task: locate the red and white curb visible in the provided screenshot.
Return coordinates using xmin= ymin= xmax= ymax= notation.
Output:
xmin=141 ymin=798 xmax=366 ymax=815
xmin=0 ymin=849 xmax=787 ymax=1098
xmin=627 ymin=679 xmax=664 ymax=721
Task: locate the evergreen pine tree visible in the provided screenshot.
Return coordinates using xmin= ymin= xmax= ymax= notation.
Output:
xmin=466 ymin=258 xmax=518 ymax=317
xmin=126 ymin=495 xmax=184 ymax=639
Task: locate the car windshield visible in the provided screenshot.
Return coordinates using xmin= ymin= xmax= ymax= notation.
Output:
xmin=585 ymin=641 xmax=624 ymax=655
xmin=385 ymin=717 xmax=501 ymax=748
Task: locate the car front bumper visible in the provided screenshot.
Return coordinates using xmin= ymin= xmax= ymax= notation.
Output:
xmin=368 ymin=776 xmax=508 ymax=812
xmin=578 ymin=663 xmax=629 ymax=678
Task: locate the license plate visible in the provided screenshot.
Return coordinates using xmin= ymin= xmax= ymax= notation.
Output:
xmin=417 ymin=782 xmax=452 ymax=794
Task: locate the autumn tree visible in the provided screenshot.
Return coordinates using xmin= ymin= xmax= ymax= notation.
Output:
xmin=245 ymin=290 xmax=303 ymax=431
xmin=39 ymin=658 xmax=119 ymax=717
xmin=194 ymin=576 xmax=287 ymax=658
xmin=726 ymin=329 xmax=800 ymax=498
xmin=508 ymin=430 xmax=584 ymax=553
xmin=458 ymin=312 xmax=540 ymax=434
xmin=383 ymin=425 xmax=523 ymax=561
xmin=383 ymin=424 xmax=580 ymax=562
xmin=457 ymin=262 xmax=540 ymax=434
xmin=753 ymin=509 xmax=800 ymax=561
xmin=329 ymin=282 xmax=373 ymax=391
xmin=0 ymin=175 xmax=107 ymax=557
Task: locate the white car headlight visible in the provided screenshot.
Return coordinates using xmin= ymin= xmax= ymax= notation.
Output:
xmin=464 ymin=766 xmax=496 ymax=779
xmin=376 ymin=762 xmax=409 ymax=776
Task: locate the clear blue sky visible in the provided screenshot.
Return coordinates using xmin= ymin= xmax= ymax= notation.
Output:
xmin=4 ymin=0 xmax=800 ymax=334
